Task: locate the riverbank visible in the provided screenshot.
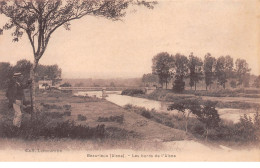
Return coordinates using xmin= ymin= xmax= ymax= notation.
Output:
xmin=126 ymin=89 xmax=260 ymax=109
xmin=0 ymin=90 xmax=188 ymax=149
xmin=0 ymin=90 xmax=259 ymax=161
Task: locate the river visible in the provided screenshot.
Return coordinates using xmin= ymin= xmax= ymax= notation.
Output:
xmin=74 ymin=91 xmax=256 ymax=123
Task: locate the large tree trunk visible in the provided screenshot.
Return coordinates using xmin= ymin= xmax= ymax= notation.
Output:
xmin=30 ymin=59 xmax=38 ymax=120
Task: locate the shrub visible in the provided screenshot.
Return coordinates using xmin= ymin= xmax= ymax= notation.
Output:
xmin=97 ymin=115 xmax=124 ymax=124
xmin=40 ymin=103 xmax=63 ymax=109
xmin=208 ymin=112 xmax=260 ymax=143
xmin=0 ymin=118 xmax=105 ymax=140
xmin=121 ymin=89 xmax=145 ymax=96
xmin=44 ymin=111 xmax=64 ymax=118
xmin=141 ymin=111 xmax=152 ymax=119
xmin=123 ymin=105 xmax=176 ymax=128
xmin=105 ymin=127 xmax=139 ymax=139
xmin=172 ymin=77 xmax=185 ymax=93
xmin=63 ymin=111 xmax=71 ymax=116
xmin=77 ymin=114 xmax=87 ymax=121
xmin=63 ymin=104 xmax=71 ymax=110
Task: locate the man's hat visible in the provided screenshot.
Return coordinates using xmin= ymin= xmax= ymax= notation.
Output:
xmin=13 ymin=72 xmax=22 ymax=78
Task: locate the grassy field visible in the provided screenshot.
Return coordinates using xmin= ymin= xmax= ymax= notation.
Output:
xmin=0 ymin=90 xmax=188 ymax=151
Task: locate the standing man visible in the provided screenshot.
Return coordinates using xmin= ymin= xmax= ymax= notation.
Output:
xmin=6 ymin=72 xmax=31 ymax=127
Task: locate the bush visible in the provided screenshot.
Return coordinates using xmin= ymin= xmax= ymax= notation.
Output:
xmin=44 ymin=111 xmax=64 ymax=118
xmin=105 ymin=127 xmax=139 ymax=139
xmin=0 ymin=116 xmax=105 ymax=140
xmin=172 ymin=77 xmax=185 ymax=93
xmin=121 ymin=89 xmax=145 ymax=96
xmin=77 ymin=114 xmax=87 ymax=121
xmin=63 ymin=104 xmax=71 ymax=110
xmin=63 ymin=111 xmax=71 ymax=116
xmin=141 ymin=111 xmax=152 ymax=119
xmin=97 ymin=115 xmax=124 ymax=124
xmin=123 ymin=105 xmax=175 ymax=128
xmin=40 ymin=103 xmax=63 ymax=109
xmin=208 ymin=112 xmax=260 ymax=143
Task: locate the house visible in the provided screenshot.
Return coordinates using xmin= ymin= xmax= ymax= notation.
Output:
xmin=38 ymin=80 xmax=52 ymax=90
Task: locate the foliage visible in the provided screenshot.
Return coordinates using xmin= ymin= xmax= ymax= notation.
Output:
xmin=253 ymin=75 xmax=260 ymax=88
xmin=142 ymin=73 xmax=159 ymax=86
xmin=215 ymin=55 xmax=234 ymax=89
xmin=0 ymin=0 xmax=156 ymax=115
xmin=188 ymin=53 xmax=203 ymax=90
xmin=152 ymin=52 xmax=174 ymax=88
xmin=0 ymin=0 xmax=156 ymax=60
xmin=37 ymin=64 xmax=62 ymax=85
xmin=229 ymin=80 xmax=237 ymax=88
xmin=171 ymin=53 xmax=189 ymax=91
xmin=172 ymin=76 xmax=185 ymax=92
xmin=0 ymin=60 xmax=62 ymax=89
xmin=0 ymin=62 xmax=13 ymax=89
xmin=167 ymin=98 xmax=201 ymax=133
xmin=123 ymin=104 xmax=175 ymax=128
xmin=195 ymin=100 xmax=220 ymax=140
xmin=213 ymin=112 xmax=260 ymax=143
xmin=77 ymin=114 xmax=87 ymax=121
xmin=0 ymin=116 xmax=105 ymax=140
xmin=121 ymin=89 xmax=145 ymax=96
xmin=75 ymin=82 xmax=85 ymax=87
xmin=203 ymin=53 xmax=216 ymax=90
xmin=172 ymin=53 xmax=189 ymax=79
xmin=97 ymin=115 xmax=124 ymax=124
xmin=60 ymin=82 xmax=72 ymax=87
xmin=235 ymin=59 xmax=251 ymax=86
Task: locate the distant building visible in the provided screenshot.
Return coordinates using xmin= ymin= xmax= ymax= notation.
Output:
xmin=38 ymin=80 xmax=52 ymax=90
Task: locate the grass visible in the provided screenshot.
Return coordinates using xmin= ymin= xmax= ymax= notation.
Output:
xmin=0 ymin=90 xmax=187 ymax=143
xmin=0 ymin=106 xmax=106 ymax=140
xmin=97 ymin=115 xmax=124 ymax=124
xmin=123 ymin=104 xmax=260 ymax=147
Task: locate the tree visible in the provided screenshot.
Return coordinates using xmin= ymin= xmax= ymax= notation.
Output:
xmin=253 ymin=75 xmax=260 ymax=88
xmin=0 ymin=0 xmax=156 ymax=118
xmin=13 ymin=59 xmax=32 ymax=81
xmin=75 ymin=82 xmax=84 ymax=87
xmin=142 ymin=73 xmax=158 ymax=87
xmin=60 ymin=82 xmax=71 ymax=87
xmin=188 ymin=52 xmax=203 ymax=90
xmin=109 ymin=82 xmax=116 ymax=87
xmin=195 ymin=100 xmax=220 ymax=141
xmin=215 ymin=55 xmax=234 ymax=89
xmin=0 ymin=62 xmax=13 ymax=89
xmin=235 ymin=59 xmax=251 ymax=87
xmin=229 ymin=80 xmax=237 ymax=88
xmin=203 ymin=53 xmax=216 ymax=90
xmin=172 ymin=53 xmax=188 ymax=92
xmin=152 ymin=52 xmax=174 ymax=89
xmin=167 ymin=98 xmax=201 ymax=133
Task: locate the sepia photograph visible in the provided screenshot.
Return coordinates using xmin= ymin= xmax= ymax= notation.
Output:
xmin=0 ymin=0 xmax=259 ymax=162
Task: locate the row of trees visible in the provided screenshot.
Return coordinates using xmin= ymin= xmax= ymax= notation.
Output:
xmin=0 ymin=59 xmax=62 ymax=89
xmin=150 ymin=52 xmax=252 ymax=91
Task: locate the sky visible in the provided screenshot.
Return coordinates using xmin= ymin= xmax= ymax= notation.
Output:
xmin=0 ymin=0 xmax=259 ymax=79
